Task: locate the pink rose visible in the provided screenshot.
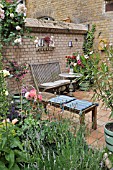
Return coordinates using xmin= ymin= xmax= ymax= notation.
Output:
xmin=77 ymin=60 xmax=82 ymax=65
xmin=29 ymin=89 xmax=37 ymax=98
xmin=37 ymin=94 xmax=42 ymax=101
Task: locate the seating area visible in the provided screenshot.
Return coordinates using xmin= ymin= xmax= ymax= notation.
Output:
xmin=30 ymin=62 xmax=78 ymax=94
xmin=30 ymin=62 xmax=98 ymax=130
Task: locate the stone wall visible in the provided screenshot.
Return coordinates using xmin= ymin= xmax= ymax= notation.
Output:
xmin=4 ymin=19 xmax=87 ymax=94
xmin=25 ymin=0 xmax=113 ymax=45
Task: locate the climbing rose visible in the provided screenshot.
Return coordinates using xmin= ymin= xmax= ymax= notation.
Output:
xmin=16 ymin=26 xmax=21 ymax=30
xmin=10 ymin=13 xmax=14 ymax=18
xmin=16 ymin=4 xmax=27 ymax=14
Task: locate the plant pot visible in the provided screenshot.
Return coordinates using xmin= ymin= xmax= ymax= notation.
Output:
xmin=104 ymin=122 xmax=113 ymax=152
xmin=79 ymin=81 xmax=90 ymax=91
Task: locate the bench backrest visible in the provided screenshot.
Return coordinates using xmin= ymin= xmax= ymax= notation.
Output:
xmin=30 ymin=62 xmax=61 ymax=86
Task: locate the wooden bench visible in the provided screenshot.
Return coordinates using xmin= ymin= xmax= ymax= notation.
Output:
xmin=41 ymin=92 xmax=98 ymax=130
xmin=30 ymin=62 xmax=77 ymax=94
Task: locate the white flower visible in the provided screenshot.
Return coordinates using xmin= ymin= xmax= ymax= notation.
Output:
xmin=14 ymin=37 xmax=22 ymax=45
xmin=12 ymin=118 xmax=18 ymax=125
xmin=109 ymin=152 xmax=112 ymax=155
xmin=25 ymin=92 xmax=30 ymax=99
xmin=16 ymin=4 xmax=27 ymax=14
xmin=103 ymin=153 xmax=108 ymax=159
xmin=0 ymin=69 xmax=10 ymax=77
xmin=76 ymin=54 xmax=80 ymax=61
xmin=84 ymin=55 xmax=89 ymax=59
xmin=2 ymin=118 xmax=10 ymax=123
xmin=10 ymin=13 xmax=14 ymax=18
xmin=5 ymin=90 xmax=9 ymax=96
xmin=16 ymin=26 xmax=21 ymax=30
xmin=89 ymin=51 xmax=93 ymax=55
xmin=73 ymin=63 xmax=77 ymax=66
xmin=104 ymin=44 xmax=107 ymax=47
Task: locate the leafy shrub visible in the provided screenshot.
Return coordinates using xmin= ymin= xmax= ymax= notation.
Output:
xmin=16 ymin=117 xmax=104 ymax=170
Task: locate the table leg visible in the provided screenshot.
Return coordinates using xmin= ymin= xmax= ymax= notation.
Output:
xmin=92 ymin=106 xmax=97 ymax=130
xmin=69 ymin=80 xmax=73 ymax=96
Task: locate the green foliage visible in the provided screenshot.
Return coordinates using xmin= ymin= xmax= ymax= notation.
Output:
xmin=16 ymin=117 xmax=104 ymax=170
xmin=83 ymin=24 xmax=96 ymax=55
xmin=78 ymin=53 xmax=100 ymax=83
xmin=87 ymin=45 xmax=113 ymax=118
xmin=0 ymin=54 xmax=9 ymax=119
xmin=0 ymin=0 xmax=29 ymax=46
xmin=0 ymin=122 xmax=26 ymax=170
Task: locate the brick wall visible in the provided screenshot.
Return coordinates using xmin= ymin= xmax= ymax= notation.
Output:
xmin=3 ymin=19 xmax=87 ymax=94
xmin=26 ymin=0 xmax=113 ymax=44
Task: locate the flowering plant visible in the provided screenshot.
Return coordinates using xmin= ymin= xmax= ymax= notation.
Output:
xmin=22 ymin=85 xmax=42 ymax=102
xmin=0 ymin=0 xmax=27 ymax=46
xmin=6 ymin=59 xmax=29 ymax=81
xmin=65 ymin=51 xmax=99 ymax=83
xmin=65 ymin=54 xmax=84 ymax=71
xmin=91 ymin=44 xmax=113 ymax=117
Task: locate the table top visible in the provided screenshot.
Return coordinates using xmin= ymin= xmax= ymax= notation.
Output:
xmin=59 ymin=73 xmax=82 ymax=78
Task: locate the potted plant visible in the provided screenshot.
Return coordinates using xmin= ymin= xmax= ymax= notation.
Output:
xmin=90 ymin=44 xmax=113 ymax=152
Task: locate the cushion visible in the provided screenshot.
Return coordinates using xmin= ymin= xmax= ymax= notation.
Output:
xmin=64 ymin=99 xmax=93 ymax=111
xmin=40 ymin=79 xmax=70 ymax=88
xmin=49 ymin=95 xmax=76 ymax=104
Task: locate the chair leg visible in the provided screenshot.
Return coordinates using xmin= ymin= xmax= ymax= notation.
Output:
xmin=92 ymin=107 xmax=97 ymax=130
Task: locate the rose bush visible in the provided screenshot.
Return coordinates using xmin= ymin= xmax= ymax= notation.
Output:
xmin=0 ymin=0 xmax=27 ymax=46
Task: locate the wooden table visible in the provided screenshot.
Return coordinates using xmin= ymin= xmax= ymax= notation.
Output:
xmin=41 ymin=92 xmax=98 ymax=130
xmin=59 ymin=73 xmax=82 ymax=96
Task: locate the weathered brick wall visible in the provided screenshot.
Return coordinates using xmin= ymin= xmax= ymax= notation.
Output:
xmin=26 ymin=0 xmax=113 ymax=44
xmin=3 ymin=20 xmax=87 ymax=94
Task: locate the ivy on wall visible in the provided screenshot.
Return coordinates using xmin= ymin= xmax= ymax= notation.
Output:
xmin=83 ymin=24 xmax=96 ymax=55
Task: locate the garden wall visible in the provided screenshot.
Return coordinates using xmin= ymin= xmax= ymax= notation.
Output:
xmin=3 ymin=18 xmax=87 ymax=94
xmin=26 ymin=0 xmax=113 ymax=49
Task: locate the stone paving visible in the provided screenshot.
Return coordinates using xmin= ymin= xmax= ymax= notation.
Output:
xmin=73 ymin=90 xmax=113 ymax=150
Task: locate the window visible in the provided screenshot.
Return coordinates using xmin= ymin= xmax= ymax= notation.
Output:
xmin=38 ymin=16 xmax=54 ymax=21
xmin=105 ymin=0 xmax=113 ymax=12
